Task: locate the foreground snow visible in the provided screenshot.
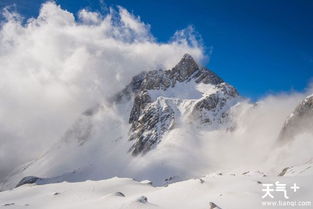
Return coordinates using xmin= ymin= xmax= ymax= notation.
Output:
xmin=1 ymin=164 xmax=312 ymax=209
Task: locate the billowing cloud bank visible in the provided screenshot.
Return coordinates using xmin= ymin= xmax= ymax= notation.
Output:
xmin=0 ymin=2 xmax=313 ymax=186
xmin=132 ymin=91 xmax=313 ymax=183
xmin=0 ymin=2 xmax=203 ymax=180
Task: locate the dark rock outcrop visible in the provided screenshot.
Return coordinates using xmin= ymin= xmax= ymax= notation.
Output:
xmin=16 ymin=176 xmax=41 ymax=188
xmin=209 ymin=202 xmax=222 ymax=209
xmin=114 ymin=192 xmax=125 ymax=197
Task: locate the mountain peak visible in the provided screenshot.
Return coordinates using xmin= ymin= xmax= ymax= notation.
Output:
xmin=182 ymin=53 xmax=195 ymax=61
xmin=114 ymin=53 xmax=224 ymax=104
xmin=172 ymin=54 xmax=199 ymax=81
xmin=113 ymin=53 xmax=239 ymax=155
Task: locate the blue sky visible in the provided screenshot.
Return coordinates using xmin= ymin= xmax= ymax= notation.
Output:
xmin=1 ymin=0 xmax=312 ymax=99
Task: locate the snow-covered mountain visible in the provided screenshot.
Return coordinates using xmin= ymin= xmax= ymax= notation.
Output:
xmin=0 ymin=54 xmax=241 ymax=191
xmin=115 ymin=54 xmax=240 ymax=155
xmin=1 ymin=54 xmax=313 ymax=209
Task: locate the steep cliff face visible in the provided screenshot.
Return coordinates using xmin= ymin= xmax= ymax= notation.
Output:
xmin=278 ymin=94 xmax=313 ymax=142
xmin=115 ymin=54 xmax=240 ymax=155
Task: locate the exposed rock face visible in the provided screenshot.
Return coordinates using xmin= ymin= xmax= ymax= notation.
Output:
xmin=278 ymin=95 xmax=313 ymax=142
xmin=129 ymin=98 xmax=175 ymax=155
xmin=115 ymin=54 xmax=240 ymax=156
xmin=16 ymin=176 xmax=41 ymax=188
xmin=190 ymin=83 xmax=238 ymax=125
xmin=209 ymin=202 xmax=222 ymax=209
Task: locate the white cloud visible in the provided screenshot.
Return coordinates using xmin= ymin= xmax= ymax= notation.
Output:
xmin=78 ymin=9 xmax=101 ymax=25
xmin=0 ymin=2 xmax=204 ymax=181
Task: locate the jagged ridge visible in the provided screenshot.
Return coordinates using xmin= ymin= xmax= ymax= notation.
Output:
xmin=115 ymin=54 xmax=240 ymax=155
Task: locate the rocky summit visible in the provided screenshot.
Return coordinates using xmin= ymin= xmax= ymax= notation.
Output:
xmin=115 ymin=54 xmax=240 ymax=155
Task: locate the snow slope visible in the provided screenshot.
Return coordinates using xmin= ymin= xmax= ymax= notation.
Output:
xmin=1 ymin=163 xmax=312 ymax=209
